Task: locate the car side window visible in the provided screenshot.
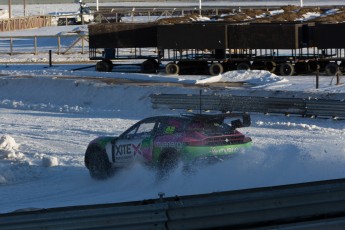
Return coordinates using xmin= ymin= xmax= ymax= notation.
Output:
xmin=137 ymin=122 xmax=155 ymax=134
xmin=156 ymin=118 xmax=184 ymax=135
xmin=124 ymin=121 xmax=156 ymax=139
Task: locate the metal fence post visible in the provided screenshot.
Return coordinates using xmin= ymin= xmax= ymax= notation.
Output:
xmin=336 ymin=66 xmax=341 ymax=85
xmin=57 ymin=36 xmax=61 ymax=55
xmin=49 ymin=50 xmax=52 ymax=67
xmin=10 ymin=37 xmax=13 ymax=55
xmin=34 ymin=36 xmax=37 ymax=55
xmin=81 ymin=35 xmax=84 ymax=54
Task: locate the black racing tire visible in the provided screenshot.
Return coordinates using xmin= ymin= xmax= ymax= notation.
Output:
xmin=209 ymin=63 xmax=224 ymax=76
xmin=96 ymin=60 xmax=112 ymax=72
xmin=325 ymin=62 xmax=339 ymax=76
xmin=237 ymin=62 xmax=250 ymax=70
xmin=265 ymin=61 xmax=277 ymax=73
xmin=157 ymin=148 xmax=179 ymax=178
xmin=280 ymin=63 xmax=295 ymax=76
xmin=85 ymin=145 xmax=112 ymax=180
xmin=165 ymin=62 xmax=179 ymax=75
xmin=141 ymin=59 xmax=158 ymax=73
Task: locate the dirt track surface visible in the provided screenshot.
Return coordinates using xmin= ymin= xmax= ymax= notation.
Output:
xmin=7 ymin=74 xmax=247 ymax=89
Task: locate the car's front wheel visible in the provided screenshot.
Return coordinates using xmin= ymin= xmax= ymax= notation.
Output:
xmin=85 ymin=145 xmax=112 ymax=180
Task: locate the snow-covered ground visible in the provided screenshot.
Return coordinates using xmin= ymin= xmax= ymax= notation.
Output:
xmin=1 ymin=61 xmax=345 ymax=214
xmin=1 ymin=2 xmax=345 ymax=214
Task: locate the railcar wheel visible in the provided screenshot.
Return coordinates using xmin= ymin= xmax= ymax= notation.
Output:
xmin=96 ymin=60 xmax=112 ymax=72
xmin=85 ymin=145 xmax=112 ymax=180
xmin=105 ymin=60 xmax=113 ymax=72
xmin=141 ymin=59 xmax=158 ymax=73
xmin=265 ymin=61 xmax=277 ymax=73
xmin=209 ymin=63 xmax=224 ymax=76
xmin=280 ymin=63 xmax=295 ymax=76
xmin=325 ymin=62 xmax=339 ymax=76
xmin=237 ymin=62 xmax=250 ymax=70
xmin=165 ymin=63 xmax=179 ymax=75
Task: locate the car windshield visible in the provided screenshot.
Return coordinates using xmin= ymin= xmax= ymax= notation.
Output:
xmin=187 ymin=120 xmax=233 ymax=135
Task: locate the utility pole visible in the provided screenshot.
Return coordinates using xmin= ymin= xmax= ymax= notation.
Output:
xmin=199 ymin=0 xmax=202 ymax=15
xmin=8 ymin=0 xmax=11 ymax=18
xmin=24 ymin=0 xmax=26 ymax=16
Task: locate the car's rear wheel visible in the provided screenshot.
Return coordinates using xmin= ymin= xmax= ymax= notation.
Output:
xmin=85 ymin=145 xmax=112 ymax=180
xmin=157 ymin=148 xmax=179 ymax=178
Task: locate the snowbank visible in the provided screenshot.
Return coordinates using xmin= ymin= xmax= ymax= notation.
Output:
xmin=0 ymin=135 xmax=25 ymax=184
xmin=196 ymin=70 xmax=285 ymax=85
xmin=0 ymin=135 xmax=20 ymax=159
xmin=0 ymin=135 xmax=60 ymax=185
xmin=42 ymin=156 xmax=59 ymax=167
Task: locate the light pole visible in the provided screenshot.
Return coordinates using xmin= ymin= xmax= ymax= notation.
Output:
xmin=24 ymin=0 xmax=26 ymax=16
xmin=8 ymin=0 xmax=11 ymax=18
xmin=199 ymin=0 xmax=202 ymax=15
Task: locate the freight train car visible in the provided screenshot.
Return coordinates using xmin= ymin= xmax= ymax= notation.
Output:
xmin=88 ymin=22 xmax=345 ymax=76
xmin=89 ymin=23 xmax=158 ymax=73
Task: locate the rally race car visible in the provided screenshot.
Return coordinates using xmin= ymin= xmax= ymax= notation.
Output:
xmin=84 ymin=113 xmax=252 ymax=179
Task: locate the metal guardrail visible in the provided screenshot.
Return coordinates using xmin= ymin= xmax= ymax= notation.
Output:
xmin=0 ymin=203 xmax=168 ymax=230
xmin=2 ymin=178 xmax=345 ymax=229
xmin=151 ymin=94 xmax=345 ymax=118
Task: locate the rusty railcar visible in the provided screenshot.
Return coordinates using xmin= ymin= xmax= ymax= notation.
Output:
xmin=89 ymin=23 xmax=158 ymax=72
xmin=157 ymin=22 xmax=229 ymax=75
xmin=88 ymin=21 xmax=345 ymax=76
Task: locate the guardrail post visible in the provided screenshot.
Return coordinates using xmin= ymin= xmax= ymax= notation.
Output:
xmin=316 ymin=63 xmax=320 ymax=89
xmin=199 ymin=90 xmax=204 ymax=114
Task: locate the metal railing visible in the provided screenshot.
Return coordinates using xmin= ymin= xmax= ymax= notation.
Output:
xmin=2 ymin=178 xmax=345 ymax=229
xmin=0 ymin=15 xmax=52 ymax=32
xmin=0 ymin=34 xmax=88 ymax=55
xmin=151 ymin=94 xmax=345 ymax=118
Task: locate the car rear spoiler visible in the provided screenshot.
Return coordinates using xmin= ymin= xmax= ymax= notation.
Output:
xmin=181 ymin=113 xmax=251 ymax=127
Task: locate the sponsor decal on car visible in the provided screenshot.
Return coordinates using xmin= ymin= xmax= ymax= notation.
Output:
xmin=155 ymin=141 xmax=183 ymax=149
xmin=210 ymin=146 xmax=240 ymax=154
